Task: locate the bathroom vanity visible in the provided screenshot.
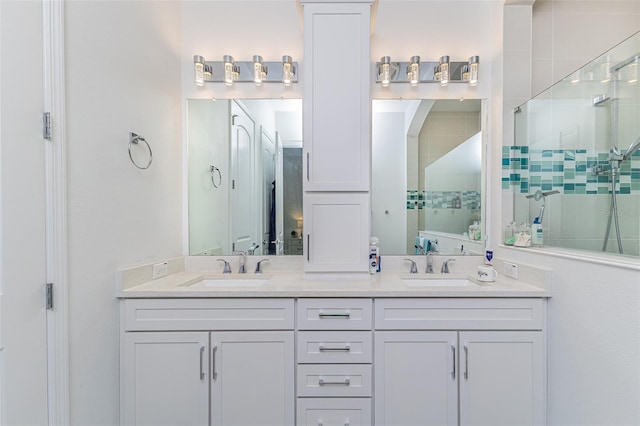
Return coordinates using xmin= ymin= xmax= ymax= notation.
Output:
xmin=118 ymin=261 xmax=549 ymax=426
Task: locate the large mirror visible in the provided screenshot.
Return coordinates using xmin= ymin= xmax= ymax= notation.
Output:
xmin=371 ymin=99 xmax=486 ymax=256
xmin=188 ymin=98 xmax=486 ymax=257
xmin=188 ymin=99 xmax=303 ymax=256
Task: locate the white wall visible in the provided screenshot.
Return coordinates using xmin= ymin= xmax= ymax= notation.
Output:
xmin=65 ymin=1 xmax=182 ymax=424
xmin=500 ymin=2 xmax=640 ymax=425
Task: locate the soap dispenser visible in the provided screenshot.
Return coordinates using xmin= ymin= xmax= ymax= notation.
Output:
xmin=531 ymin=217 xmax=543 ymax=246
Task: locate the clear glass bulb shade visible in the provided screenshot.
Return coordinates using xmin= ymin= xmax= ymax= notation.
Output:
xmin=408 ymin=62 xmax=419 ymax=86
xmin=194 ymin=62 xmax=204 ymax=87
xmin=224 ymin=61 xmax=234 ymax=86
xmin=439 ymin=61 xmax=449 ymax=86
xmin=469 ymin=62 xmax=478 ymax=86
xmin=254 ymin=62 xmax=264 ymax=85
xmin=203 ymin=65 xmax=212 ymax=82
xmin=282 ymin=62 xmax=294 ymax=86
xmin=380 ymin=63 xmax=391 ymax=87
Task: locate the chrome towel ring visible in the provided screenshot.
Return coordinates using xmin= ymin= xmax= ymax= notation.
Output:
xmin=128 ymin=132 xmax=153 ymax=170
xmin=210 ymin=165 xmax=222 ymax=188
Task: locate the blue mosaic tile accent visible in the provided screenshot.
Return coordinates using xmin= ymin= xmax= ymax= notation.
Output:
xmin=502 ymin=146 xmax=640 ymax=195
xmin=406 ymin=190 xmax=481 ymax=210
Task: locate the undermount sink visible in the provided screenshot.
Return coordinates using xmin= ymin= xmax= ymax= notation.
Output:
xmin=188 ymin=277 xmax=271 ymax=288
xmin=402 ymin=278 xmax=473 ymax=287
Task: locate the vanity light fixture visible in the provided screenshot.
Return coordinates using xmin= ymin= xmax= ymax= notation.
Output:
xmin=628 ymin=58 xmax=638 ymax=84
xmin=223 ymin=55 xmax=236 ymax=86
xmin=375 ymin=55 xmax=480 ymax=86
xmin=407 ymin=56 xmax=420 ymax=86
xmin=194 ymin=55 xmax=205 ymax=87
xmin=380 ymin=56 xmax=391 ymax=87
xmin=282 ymin=55 xmax=295 ymax=86
xmin=192 ymin=54 xmax=298 ymax=86
xmin=253 ymin=55 xmax=267 ymax=86
xmin=439 ymin=56 xmax=450 ymax=87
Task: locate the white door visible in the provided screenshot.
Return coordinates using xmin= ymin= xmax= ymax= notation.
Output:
xmin=375 ymin=331 xmax=458 ymax=426
xmin=230 ymin=101 xmax=255 ymax=253
xmin=274 ymin=133 xmax=284 ymax=254
xmin=459 ymin=331 xmax=545 ymax=426
xmin=211 ymin=331 xmax=294 ymax=426
xmin=261 ymin=128 xmax=276 ymax=255
xmin=0 ymin=1 xmax=49 ymax=424
xmin=121 ymin=332 xmax=209 ymax=426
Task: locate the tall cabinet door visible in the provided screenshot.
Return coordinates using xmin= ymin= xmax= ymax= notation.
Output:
xmin=304 ymin=193 xmax=370 ymax=272
xmin=375 ymin=331 xmax=458 ymax=426
xmin=121 ymin=332 xmax=209 ymax=426
xmin=459 ymin=331 xmax=545 ymax=426
xmin=211 ymin=331 xmax=294 ymax=426
xmin=302 ymin=2 xmax=371 ymax=192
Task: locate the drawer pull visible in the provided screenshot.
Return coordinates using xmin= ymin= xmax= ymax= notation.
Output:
xmin=319 ymin=344 xmax=351 ymax=352
xmin=318 ymin=312 xmax=350 ymax=319
xmin=318 ymin=377 xmax=351 ymax=386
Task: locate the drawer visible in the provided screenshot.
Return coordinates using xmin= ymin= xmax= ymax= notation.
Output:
xmin=123 ymin=298 xmax=294 ymax=331
xmin=297 ymin=398 xmax=371 ymax=426
xmin=297 ymin=298 xmax=372 ymax=330
xmin=297 ymin=364 xmax=371 ymax=397
xmin=375 ymin=298 xmax=544 ymax=330
xmin=297 ymin=331 xmax=372 ymax=364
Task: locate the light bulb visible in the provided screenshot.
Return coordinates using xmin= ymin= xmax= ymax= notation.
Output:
xmin=468 ymin=56 xmax=479 ymax=87
xmin=223 ymin=55 xmax=234 ymax=86
xmin=194 ymin=55 xmax=205 ymax=87
xmin=380 ymin=56 xmax=391 ymax=87
xmin=282 ymin=55 xmax=295 ymax=86
xmin=439 ymin=56 xmax=449 ymax=87
xmin=253 ymin=55 xmax=264 ymax=86
xmin=408 ymin=56 xmax=420 ymax=86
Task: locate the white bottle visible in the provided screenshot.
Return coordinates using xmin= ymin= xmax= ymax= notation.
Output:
xmin=369 ymin=237 xmax=380 ymax=274
xmin=531 ymin=218 xmax=543 ymax=246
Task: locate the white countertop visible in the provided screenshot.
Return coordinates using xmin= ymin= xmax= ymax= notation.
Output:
xmin=117 ymin=270 xmax=550 ymax=298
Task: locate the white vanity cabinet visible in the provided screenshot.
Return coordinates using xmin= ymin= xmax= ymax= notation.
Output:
xmin=301 ymin=1 xmax=372 ymax=192
xmin=301 ymin=0 xmax=374 ymax=273
xmin=120 ymin=299 xmax=295 ymax=426
xmin=296 ymin=299 xmax=373 ymax=426
xmin=374 ymin=298 xmax=546 ymax=426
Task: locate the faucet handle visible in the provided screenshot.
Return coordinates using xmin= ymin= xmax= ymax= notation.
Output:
xmin=425 ymin=252 xmax=434 ymax=274
xmin=217 ymin=259 xmax=231 ymax=274
xmin=441 ymin=258 xmax=456 ymax=274
xmin=254 ymin=259 xmax=269 ymax=274
xmin=404 ymin=258 xmax=418 ymax=274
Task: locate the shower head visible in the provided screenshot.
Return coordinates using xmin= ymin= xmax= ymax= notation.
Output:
xmin=622 ymin=136 xmax=640 ymax=161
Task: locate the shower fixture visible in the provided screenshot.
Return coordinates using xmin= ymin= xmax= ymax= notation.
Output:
xmin=526 ymin=190 xmax=559 ymax=224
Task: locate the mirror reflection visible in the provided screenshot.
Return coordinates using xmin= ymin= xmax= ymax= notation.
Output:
xmin=188 ymin=99 xmax=303 ymax=256
xmin=188 ymin=98 xmax=485 ymax=257
xmin=371 ymin=99 xmax=485 ymax=255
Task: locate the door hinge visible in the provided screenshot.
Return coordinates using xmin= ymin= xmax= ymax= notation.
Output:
xmin=43 ymin=112 xmax=52 ymax=140
xmin=46 ymin=283 xmax=54 ymax=310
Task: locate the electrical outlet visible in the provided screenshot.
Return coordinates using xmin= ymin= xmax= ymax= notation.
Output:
xmin=503 ymin=262 xmax=518 ymax=279
xmin=152 ymin=262 xmax=168 ymax=279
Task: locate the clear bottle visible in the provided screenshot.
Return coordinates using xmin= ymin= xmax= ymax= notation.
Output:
xmin=514 ymin=222 xmax=532 ymax=247
xmin=503 ymin=222 xmax=516 ymax=245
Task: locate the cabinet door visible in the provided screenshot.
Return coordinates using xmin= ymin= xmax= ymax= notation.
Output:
xmin=303 ymin=3 xmax=371 ymax=191
xmin=297 ymin=398 xmax=372 ymax=426
xmin=304 ymin=193 xmax=370 ymax=272
xmin=374 ymin=331 xmax=458 ymax=426
xmin=121 ymin=332 xmax=209 ymax=426
xmin=211 ymin=331 xmax=294 ymax=426
xmin=459 ymin=331 xmax=545 ymax=426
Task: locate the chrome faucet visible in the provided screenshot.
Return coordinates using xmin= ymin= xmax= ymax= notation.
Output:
xmin=217 ymin=259 xmax=231 ymax=274
xmin=426 ymin=252 xmax=434 ymax=274
xmin=414 ymin=243 xmax=425 ymax=255
xmin=405 ymin=258 xmax=418 ymax=274
xmin=254 ymin=259 xmax=269 ymax=274
xmin=441 ymin=258 xmax=455 ymax=274
xmin=248 ymin=243 xmax=260 ymax=255
xmin=233 ymin=251 xmax=247 ymax=273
